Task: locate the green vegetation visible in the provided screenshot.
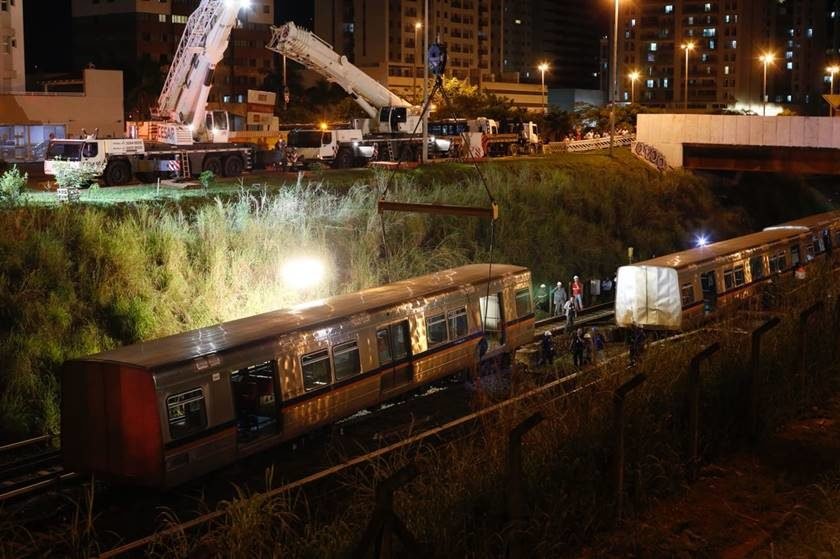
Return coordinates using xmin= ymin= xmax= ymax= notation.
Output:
xmin=0 ymin=152 xmax=822 ymax=440
xmin=0 ymin=165 xmax=27 ymax=205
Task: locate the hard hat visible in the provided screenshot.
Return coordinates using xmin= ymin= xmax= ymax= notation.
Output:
xmin=544 ymin=331 xmax=552 ymax=337
xmin=574 ymin=275 xmax=579 ymax=279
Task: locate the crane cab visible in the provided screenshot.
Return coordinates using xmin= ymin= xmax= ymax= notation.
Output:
xmin=205 ymin=111 xmax=230 ymax=143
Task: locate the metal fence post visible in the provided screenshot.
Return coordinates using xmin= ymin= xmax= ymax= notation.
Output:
xmin=507 ymin=412 xmax=545 ymax=559
xmin=613 ymin=373 xmax=646 ymax=522
xmin=353 ymin=463 xmax=421 ymax=559
xmin=834 ymin=297 xmax=840 ymax=361
xmin=750 ymin=317 xmax=780 ymax=439
xmin=687 ymin=343 xmax=720 ymax=481
xmin=797 ymin=302 xmax=823 ymax=377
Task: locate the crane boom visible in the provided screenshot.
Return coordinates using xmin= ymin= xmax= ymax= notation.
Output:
xmin=266 ymin=22 xmax=417 ymax=126
xmin=153 ymin=0 xmax=248 ymax=144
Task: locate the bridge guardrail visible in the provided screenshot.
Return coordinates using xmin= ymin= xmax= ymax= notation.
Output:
xmin=544 ymin=134 xmax=636 ymax=154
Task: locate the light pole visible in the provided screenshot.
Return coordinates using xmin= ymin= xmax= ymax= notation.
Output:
xmin=681 ymin=42 xmax=695 ymax=112
xmin=414 ymin=22 xmax=422 ymax=103
xmin=538 ymin=62 xmax=549 ymax=114
xmin=629 ymin=70 xmax=640 ymax=104
xmin=421 ymin=0 xmax=429 ymax=163
xmin=828 ymin=65 xmax=839 ymax=116
xmin=609 ymin=0 xmax=619 ymax=156
xmin=759 ymin=52 xmax=775 ymax=116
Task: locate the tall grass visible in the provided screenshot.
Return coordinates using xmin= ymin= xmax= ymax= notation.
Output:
xmin=0 ymin=154 xmax=753 ymax=439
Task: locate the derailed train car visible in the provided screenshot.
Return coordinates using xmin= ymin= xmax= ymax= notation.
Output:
xmin=615 ymin=211 xmax=840 ymax=330
xmin=61 ymin=264 xmax=533 ymax=488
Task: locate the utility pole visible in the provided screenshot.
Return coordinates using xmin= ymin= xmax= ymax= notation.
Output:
xmin=609 ymin=0 xmax=618 ymax=156
xmin=421 ymin=0 xmax=429 ymax=163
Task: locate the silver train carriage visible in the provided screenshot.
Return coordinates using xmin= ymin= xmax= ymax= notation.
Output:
xmin=61 ymin=264 xmax=534 ymax=487
xmin=615 ymin=211 xmax=840 ymax=329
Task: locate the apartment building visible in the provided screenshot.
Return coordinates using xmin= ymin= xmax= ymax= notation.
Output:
xmin=315 ymin=0 xmax=494 ymax=102
xmin=0 ymin=0 xmax=25 ymax=93
xmin=615 ymin=0 xmax=826 ymax=114
xmin=70 ymin=0 xmax=275 ymax=110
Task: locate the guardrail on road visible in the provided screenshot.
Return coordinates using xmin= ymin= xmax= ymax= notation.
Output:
xmin=544 ymin=134 xmax=636 ymax=154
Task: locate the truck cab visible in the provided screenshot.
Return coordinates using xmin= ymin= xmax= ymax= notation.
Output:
xmin=45 ymin=138 xmax=146 ymax=185
xmin=286 ymin=129 xmax=374 ymax=168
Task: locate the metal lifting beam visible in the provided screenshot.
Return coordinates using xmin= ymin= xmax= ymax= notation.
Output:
xmin=377 ymin=200 xmax=499 ymax=220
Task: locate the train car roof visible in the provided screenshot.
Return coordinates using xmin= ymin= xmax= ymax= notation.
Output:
xmin=633 ymin=211 xmax=840 ymax=270
xmin=70 ymin=263 xmax=528 ymax=371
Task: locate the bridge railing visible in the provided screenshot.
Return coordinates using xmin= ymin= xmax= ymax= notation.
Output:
xmin=544 ymin=134 xmax=636 ymax=154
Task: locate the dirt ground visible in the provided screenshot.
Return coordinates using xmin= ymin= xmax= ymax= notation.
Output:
xmin=578 ymin=394 xmax=840 ymax=558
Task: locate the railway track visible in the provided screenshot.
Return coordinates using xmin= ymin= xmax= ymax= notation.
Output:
xmin=533 ymin=301 xmax=616 ymax=340
xmin=0 ymin=433 xmax=78 ymax=503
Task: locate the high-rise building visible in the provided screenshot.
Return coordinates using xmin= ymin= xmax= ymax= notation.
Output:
xmin=615 ymin=0 xmax=827 ymax=114
xmin=315 ymin=0 xmax=494 ymax=102
xmin=70 ymin=0 xmax=275 ymax=112
xmin=0 ymin=0 xmax=26 ymax=93
xmin=488 ymin=0 xmax=603 ymax=88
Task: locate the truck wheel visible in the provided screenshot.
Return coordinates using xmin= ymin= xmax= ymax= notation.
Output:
xmin=507 ymin=144 xmax=518 ymax=157
xmin=202 ymin=156 xmax=222 ymax=175
xmin=222 ymin=155 xmax=244 ymax=177
xmin=104 ymin=160 xmax=131 ymax=186
xmin=335 ymin=148 xmax=353 ymax=169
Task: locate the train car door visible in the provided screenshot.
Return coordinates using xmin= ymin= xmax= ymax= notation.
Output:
xmin=479 ymin=291 xmax=505 ymax=353
xmin=230 ymin=361 xmax=280 ymax=445
xmin=700 ymin=271 xmax=717 ymax=313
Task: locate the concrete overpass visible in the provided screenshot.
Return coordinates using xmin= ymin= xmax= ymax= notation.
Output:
xmin=634 ymin=114 xmax=840 ymax=174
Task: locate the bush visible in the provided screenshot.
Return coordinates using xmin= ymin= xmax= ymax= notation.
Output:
xmin=51 ymin=160 xmax=104 ymax=189
xmin=198 ymin=169 xmax=214 ymax=190
xmin=0 ymin=165 xmax=27 ymax=205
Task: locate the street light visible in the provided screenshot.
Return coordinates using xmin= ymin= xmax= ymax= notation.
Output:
xmin=538 ymin=62 xmax=549 ymax=114
xmin=628 ymin=70 xmax=640 ymax=104
xmin=759 ymin=52 xmax=775 ymax=116
xmin=681 ymin=42 xmax=695 ymax=112
xmin=414 ymin=22 xmax=422 ymax=103
xmin=827 ymin=65 xmax=839 ymax=116
xmin=609 ymin=0 xmax=620 ymax=156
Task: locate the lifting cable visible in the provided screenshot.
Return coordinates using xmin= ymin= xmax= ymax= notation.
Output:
xmin=376 ymin=42 xmax=500 ymax=358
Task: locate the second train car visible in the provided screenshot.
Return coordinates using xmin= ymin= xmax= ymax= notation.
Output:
xmin=615 ymin=211 xmax=840 ymax=329
xmin=61 ymin=264 xmax=534 ymax=487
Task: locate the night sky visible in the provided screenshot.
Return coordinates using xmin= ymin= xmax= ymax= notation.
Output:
xmin=23 ymin=0 xmax=315 ymax=76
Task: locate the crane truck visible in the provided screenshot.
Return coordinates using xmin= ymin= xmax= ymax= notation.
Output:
xmin=44 ymin=0 xmax=254 ymax=186
xmin=266 ymin=22 xmax=541 ymax=168
xmin=266 ymin=22 xmax=454 ymax=168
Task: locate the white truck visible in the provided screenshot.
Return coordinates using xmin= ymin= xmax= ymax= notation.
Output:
xmin=283 ymin=128 xmax=374 ymax=169
xmin=429 ymin=117 xmax=542 ymax=157
xmin=45 ymin=0 xmax=254 ymax=185
xmin=267 ymin=22 xmax=452 ymax=167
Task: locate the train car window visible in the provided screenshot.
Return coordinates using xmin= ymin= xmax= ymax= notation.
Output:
xmin=377 ymin=321 xmax=411 ymax=366
xmin=749 ymin=256 xmax=764 ymax=281
xmin=769 ymin=251 xmax=786 ymax=274
xmin=376 ymin=329 xmax=393 ymax=364
xmin=723 ymin=266 xmax=745 ymax=290
xmin=447 ymin=307 xmax=469 ymax=339
xmin=390 ymin=322 xmax=410 ymax=360
xmin=805 ymin=243 xmax=816 ymax=261
xmin=426 ymin=313 xmax=448 ymax=346
xmin=514 ymin=288 xmax=532 ymax=317
xmin=680 ymin=283 xmax=695 ymax=306
xmin=333 ymin=340 xmax=361 ymax=381
xmin=700 ymin=271 xmax=717 ymax=311
xmin=166 ymin=388 xmax=207 ymax=440
xmin=790 ymin=245 xmax=801 ymax=266
xmin=301 ymin=350 xmax=332 ymax=391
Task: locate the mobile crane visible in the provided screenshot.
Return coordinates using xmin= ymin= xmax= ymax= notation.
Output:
xmin=45 ymin=0 xmax=254 ymax=185
xmin=266 ymin=22 xmax=454 ymax=167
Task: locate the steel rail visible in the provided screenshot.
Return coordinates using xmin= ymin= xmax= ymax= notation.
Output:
xmin=0 ymin=434 xmax=56 ymax=455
